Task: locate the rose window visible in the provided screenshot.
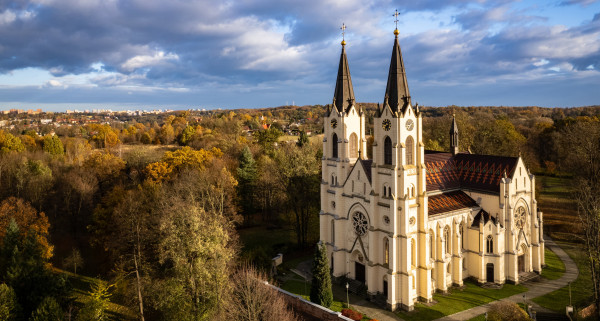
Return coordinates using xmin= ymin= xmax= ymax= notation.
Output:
xmin=352 ymin=212 xmax=368 ymax=236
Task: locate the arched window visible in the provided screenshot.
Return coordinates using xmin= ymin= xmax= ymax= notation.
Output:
xmin=411 ymin=238 xmax=416 ymax=268
xmin=384 ymin=238 xmax=389 ymax=266
xmin=444 ymin=226 xmax=450 ymax=255
xmin=331 ymin=220 xmax=335 ymax=245
xmin=461 ymin=223 xmax=465 ymax=250
xmin=384 ymin=136 xmax=392 ymax=165
xmin=332 ymin=133 xmax=338 ymax=158
xmin=429 ymin=233 xmax=433 ymax=260
xmin=383 ymin=184 xmax=387 ymax=197
xmin=486 ymin=235 xmax=493 ymax=254
xmin=331 ymin=175 xmax=335 ymax=186
xmin=406 ymin=136 xmax=414 ymax=165
xmin=388 ymin=187 xmax=392 ymax=197
xmin=349 ymin=133 xmax=358 ymax=158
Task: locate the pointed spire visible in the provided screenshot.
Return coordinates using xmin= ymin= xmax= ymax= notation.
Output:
xmin=332 ymin=25 xmax=355 ymax=114
xmin=450 ymin=113 xmax=459 ymax=155
xmin=384 ymin=26 xmax=411 ymax=114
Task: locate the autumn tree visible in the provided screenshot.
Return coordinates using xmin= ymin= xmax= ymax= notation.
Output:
xmin=0 ymin=283 xmax=19 ymax=320
xmin=0 ymin=130 xmax=25 ymax=153
xmin=0 ymin=197 xmax=52 ymax=260
xmin=275 ymin=143 xmax=320 ymax=246
xmin=42 ymin=135 xmax=64 ymax=156
xmin=224 ymin=266 xmax=296 ymax=321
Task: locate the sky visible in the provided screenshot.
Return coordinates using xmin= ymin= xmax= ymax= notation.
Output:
xmin=0 ymin=0 xmax=599 ymax=111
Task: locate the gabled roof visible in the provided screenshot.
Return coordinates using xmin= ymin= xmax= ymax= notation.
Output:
xmin=383 ymin=32 xmax=411 ymax=114
xmin=471 ymin=209 xmax=497 ymax=227
xmin=359 ymin=159 xmax=373 ymax=184
xmin=425 ymin=151 xmax=519 ymax=193
xmin=428 ymin=190 xmax=478 ymax=216
xmin=332 ymin=44 xmax=355 ymax=114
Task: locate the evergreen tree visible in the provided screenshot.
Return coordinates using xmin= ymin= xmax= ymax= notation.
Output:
xmin=30 ymin=297 xmax=63 ymax=321
xmin=297 ymin=131 xmax=309 ymax=147
xmin=237 ymin=146 xmax=257 ymax=221
xmin=310 ymin=243 xmax=333 ymax=308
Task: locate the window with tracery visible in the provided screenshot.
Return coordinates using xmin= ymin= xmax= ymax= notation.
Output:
xmin=486 ymin=235 xmax=493 ymax=253
xmin=352 ymin=212 xmax=368 ymax=236
xmin=384 ymin=238 xmax=389 ymax=266
xmin=384 ymin=136 xmax=392 ymax=165
xmin=444 ymin=226 xmax=450 ymax=255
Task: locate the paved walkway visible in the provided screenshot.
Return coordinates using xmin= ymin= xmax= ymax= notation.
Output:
xmin=433 ymin=238 xmax=579 ymax=321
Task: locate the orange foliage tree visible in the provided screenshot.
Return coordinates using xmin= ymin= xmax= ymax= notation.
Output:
xmin=0 ymin=197 xmax=53 ymax=260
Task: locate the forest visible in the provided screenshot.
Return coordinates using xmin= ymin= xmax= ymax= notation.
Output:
xmin=0 ymin=103 xmax=599 ymax=320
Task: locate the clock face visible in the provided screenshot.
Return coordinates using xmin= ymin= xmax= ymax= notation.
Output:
xmin=406 ymin=119 xmax=414 ymax=131
xmin=515 ymin=206 xmax=526 ymax=229
xmin=382 ymin=119 xmax=391 ymax=131
xmin=330 ymin=119 xmax=338 ymax=128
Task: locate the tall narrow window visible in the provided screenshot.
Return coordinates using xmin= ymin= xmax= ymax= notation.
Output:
xmin=331 ymin=220 xmax=335 ymax=245
xmin=384 ymin=238 xmax=389 ymax=266
xmin=349 ymin=133 xmax=358 ymax=158
xmin=429 ymin=233 xmax=433 ymax=260
xmin=411 ymin=238 xmax=416 ymax=268
xmin=406 ymin=136 xmax=414 ymax=165
xmin=444 ymin=226 xmax=450 ymax=255
xmin=332 ymin=133 xmax=338 ymax=158
xmin=461 ymin=224 xmax=465 ymax=250
xmin=384 ymin=136 xmax=392 ymax=165
xmin=487 ymin=235 xmax=493 ymax=253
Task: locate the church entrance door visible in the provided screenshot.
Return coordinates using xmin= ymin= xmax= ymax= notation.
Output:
xmin=355 ymin=262 xmax=365 ymax=283
xmin=486 ymin=263 xmax=494 ymax=283
xmin=518 ymin=255 xmax=525 ymax=273
xmin=383 ymin=280 xmax=388 ymax=299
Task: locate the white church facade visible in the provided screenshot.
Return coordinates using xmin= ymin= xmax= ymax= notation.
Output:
xmin=319 ymin=28 xmax=544 ymax=311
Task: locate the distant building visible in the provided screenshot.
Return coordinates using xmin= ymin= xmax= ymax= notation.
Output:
xmin=320 ymin=28 xmax=544 ymax=311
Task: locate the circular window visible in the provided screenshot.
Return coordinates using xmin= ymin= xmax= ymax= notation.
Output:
xmin=383 ymin=215 xmax=390 ymax=225
xmin=352 ymin=212 xmax=369 ymax=236
xmin=515 ymin=206 xmax=526 ymax=229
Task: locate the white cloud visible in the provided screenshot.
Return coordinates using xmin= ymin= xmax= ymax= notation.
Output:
xmin=0 ymin=10 xmax=17 ymax=25
xmin=120 ymin=51 xmax=179 ymax=72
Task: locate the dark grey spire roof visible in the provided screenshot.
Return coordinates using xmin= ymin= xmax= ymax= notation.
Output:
xmin=332 ymin=44 xmax=355 ymax=113
xmin=450 ymin=114 xmax=459 ymax=135
xmin=383 ymin=32 xmax=411 ymax=114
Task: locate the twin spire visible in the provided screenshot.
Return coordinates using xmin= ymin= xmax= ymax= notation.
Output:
xmin=331 ymin=17 xmax=411 ymax=115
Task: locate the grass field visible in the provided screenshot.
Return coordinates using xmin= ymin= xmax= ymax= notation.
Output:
xmin=394 ymin=281 xmax=527 ymax=321
xmin=536 ymin=175 xmax=581 ymax=241
xmin=532 ymin=242 xmax=593 ymax=314
xmin=541 ymin=247 xmax=566 ymax=280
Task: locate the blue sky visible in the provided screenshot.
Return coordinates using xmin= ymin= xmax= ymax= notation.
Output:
xmin=0 ymin=0 xmax=599 ymax=111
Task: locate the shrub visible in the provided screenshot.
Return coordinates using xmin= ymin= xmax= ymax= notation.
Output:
xmin=487 ymin=301 xmax=530 ymax=321
xmin=341 ymin=308 xmax=363 ymax=321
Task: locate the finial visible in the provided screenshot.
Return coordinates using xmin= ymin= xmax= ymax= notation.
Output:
xmin=393 ymin=9 xmax=400 ymax=36
xmin=341 ymin=23 xmax=347 ymax=46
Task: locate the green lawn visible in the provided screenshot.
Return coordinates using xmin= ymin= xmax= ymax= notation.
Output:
xmin=532 ymin=242 xmax=593 ymax=313
xmin=395 ymin=281 xmax=528 ymax=321
xmin=541 ymin=247 xmax=566 ymax=280
xmin=466 ymin=314 xmax=486 ymax=321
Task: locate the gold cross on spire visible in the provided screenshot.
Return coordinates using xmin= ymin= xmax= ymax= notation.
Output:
xmin=340 ymin=23 xmax=347 ymax=46
xmin=393 ymin=9 xmax=400 ymax=36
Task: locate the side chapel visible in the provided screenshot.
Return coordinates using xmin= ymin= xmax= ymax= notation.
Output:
xmin=319 ymin=25 xmax=544 ymax=311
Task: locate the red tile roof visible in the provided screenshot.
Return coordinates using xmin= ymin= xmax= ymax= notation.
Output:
xmin=425 ymin=151 xmax=518 ymax=193
xmin=428 ymin=190 xmax=479 ymax=216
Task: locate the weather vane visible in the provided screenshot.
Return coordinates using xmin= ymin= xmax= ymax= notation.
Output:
xmin=393 ymin=9 xmax=400 ymax=29
xmin=341 ymin=23 xmax=346 ymax=40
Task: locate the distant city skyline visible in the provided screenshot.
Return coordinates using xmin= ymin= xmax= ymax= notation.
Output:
xmin=1 ymin=0 xmax=599 ymax=111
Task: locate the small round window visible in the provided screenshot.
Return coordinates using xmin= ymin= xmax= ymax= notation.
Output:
xmin=383 ymin=215 xmax=390 ymax=225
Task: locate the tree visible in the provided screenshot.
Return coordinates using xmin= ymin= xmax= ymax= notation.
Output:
xmin=224 ymin=266 xmax=296 ymax=321
xmin=275 ymin=143 xmax=320 ymax=246
xmin=42 ymin=135 xmax=64 ymax=156
xmin=297 ymin=131 xmax=309 ymax=147
xmin=0 ymin=283 xmax=19 ymax=321
xmin=63 ymin=248 xmax=84 ymax=274
xmin=310 ymin=243 xmax=333 ymax=308
xmin=487 ymin=301 xmax=530 ymax=321
xmin=76 ymin=281 xmax=113 ymax=321
xmin=0 ymin=130 xmax=25 ymax=153
xmin=30 ymin=296 xmax=64 ymax=321
xmin=237 ymin=146 xmax=257 ymax=222
xmin=0 ymin=197 xmax=53 ymax=260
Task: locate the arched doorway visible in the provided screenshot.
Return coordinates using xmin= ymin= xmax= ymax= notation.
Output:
xmin=518 ymin=244 xmax=527 ymax=273
xmin=486 ymin=263 xmax=494 ymax=283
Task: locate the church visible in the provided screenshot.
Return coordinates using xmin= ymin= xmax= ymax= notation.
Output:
xmin=319 ymin=27 xmax=544 ymax=311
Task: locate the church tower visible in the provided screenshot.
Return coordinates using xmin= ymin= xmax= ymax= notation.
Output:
xmin=450 ymin=114 xmax=459 ymax=155
xmin=370 ymin=24 xmax=428 ymax=310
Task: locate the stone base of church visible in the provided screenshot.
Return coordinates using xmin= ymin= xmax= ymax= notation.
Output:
xmin=400 ymin=303 xmax=414 ymax=311
xmin=387 ymin=303 xmax=397 ymax=311
xmin=418 ymin=296 xmax=432 ymax=303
